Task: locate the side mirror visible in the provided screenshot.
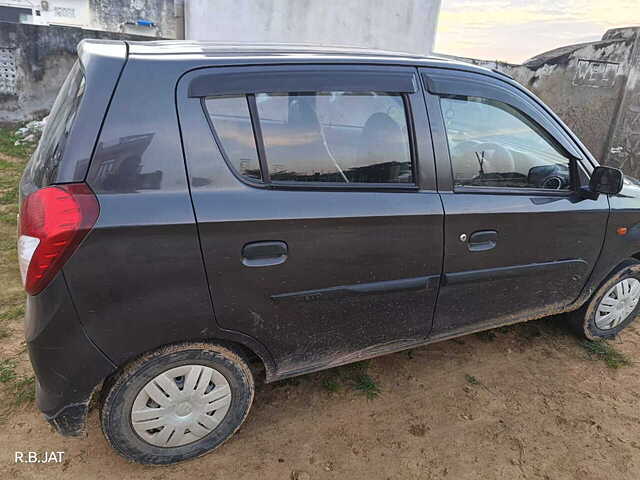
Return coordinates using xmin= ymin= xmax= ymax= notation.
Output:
xmin=580 ymin=166 xmax=624 ymax=199
xmin=591 ymin=166 xmax=623 ymax=194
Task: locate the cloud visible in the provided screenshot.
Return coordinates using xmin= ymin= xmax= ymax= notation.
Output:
xmin=435 ymin=0 xmax=640 ymax=63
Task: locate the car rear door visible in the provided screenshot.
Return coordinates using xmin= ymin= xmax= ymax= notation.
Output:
xmin=178 ymin=64 xmax=443 ymax=377
xmin=420 ymin=67 xmax=610 ymax=336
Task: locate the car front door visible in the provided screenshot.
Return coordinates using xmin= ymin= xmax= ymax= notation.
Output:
xmin=178 ymin=65 xmax=443 ymax=377
xmin=420 ymin=68 xmax=610 ymax=336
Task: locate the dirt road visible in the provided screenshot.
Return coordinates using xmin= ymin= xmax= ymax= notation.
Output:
xmin=1 ymin=317 xmax=639 ymax=480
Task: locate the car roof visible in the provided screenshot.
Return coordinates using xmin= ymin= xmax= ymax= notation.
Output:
xmin=123 ymin=40 xmax=503 ymax=76
xmin=127 ymin=40 xmax=440 ymax=58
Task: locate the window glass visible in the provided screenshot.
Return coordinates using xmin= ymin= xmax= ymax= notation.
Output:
xmin=440 ymin=96 xmax=571 ymax=190
xmin=30 ymin=61 xmax=85 ymax=187
xmin=205 ymin=96 xmax=261 ymax=180
xmin=256 ymin=92 xmax=413 ymax=183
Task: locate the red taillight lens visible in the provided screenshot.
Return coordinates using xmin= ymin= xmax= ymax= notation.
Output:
xmin=18 ymin=183 xmax=99 ymax=295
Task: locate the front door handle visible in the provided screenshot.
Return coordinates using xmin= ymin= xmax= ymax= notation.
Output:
xmin=468 ymin=230 xmax=497 ymax=252
xmin=242 ymin=241 xmax=288 ymax=267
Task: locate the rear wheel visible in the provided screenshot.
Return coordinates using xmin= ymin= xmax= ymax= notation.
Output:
xmin=570 ymin=259 xmax=640 ymax=340
xmin=100 ymin=343 xmax=254 ymax=465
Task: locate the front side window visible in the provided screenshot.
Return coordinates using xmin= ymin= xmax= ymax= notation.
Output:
xmin=204 ymin=90 xmax=414 ymax=185
xmin=440 ymin=96 xmax=572 ymax=190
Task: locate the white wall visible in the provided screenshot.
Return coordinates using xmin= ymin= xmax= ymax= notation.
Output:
xmin=185 ymin=0 xmax=441 ymax=55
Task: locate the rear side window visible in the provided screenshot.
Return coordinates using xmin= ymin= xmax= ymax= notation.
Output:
xmin=29 ymin=61 xmax=86 ymax=187
xmin=204 ymin=96 xmax=261 ymax=181
xmin=204 ymin=91 xmax=414 ymax=185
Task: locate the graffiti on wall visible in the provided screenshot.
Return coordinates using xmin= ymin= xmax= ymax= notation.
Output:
xmin=573 ymin=59 xmax=620 ymax=88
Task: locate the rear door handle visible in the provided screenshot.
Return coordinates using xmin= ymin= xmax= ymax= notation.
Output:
xmin=468 ymin=230 xmax=497 ymax=252
xmin=242 ymin=241 xmax=288 ymax=267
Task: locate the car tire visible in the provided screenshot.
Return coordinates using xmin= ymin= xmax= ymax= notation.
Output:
xmin=570 ymin=258 xmax=640 ymax=340
xmin=100 ymin=342 xmax=254 ymax=465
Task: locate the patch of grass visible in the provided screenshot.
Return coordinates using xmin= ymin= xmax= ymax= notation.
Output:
xmin=319 ymin=360 xmax=381 ymax=399
xmin=344 ymin=360 xmax=370 ymax=374
xmin=322 ymin=375 xmax=341 ymax=393
xmin=0 ymin=212 xmax=15 ymax=225
xmin=276 ymin=377 xmax=302 ymax=388
xmin=0 ymin=131 xmax=31 ymax=232
xmin=465 ymin=374 xmax=480 ymax=385
xmin=0 ymin=129 xmax=29 ymax=343
xmin=350 ymin=372 xmax=381 ymax=400
xmin=0 ymin=304 xmax=24 ymax=322
xmin=0 ymin=359 xmax=35 ymax=407
xmin=0 ymin=359 xmax=17 ymax=383
xmin=476 ymin=330 xmax=497 ymax=342
xmin=581 ymin=340 xmax=632 ymax=369
xmin=0 ymin=127 xmax=35 ymax=160
xmin=13 ymin=375 xmax=35 ymax=405
xmin=0 ymin=325 xmax=10 ymax=339
xmin=0 ymin=128 xmax=36 ymax=420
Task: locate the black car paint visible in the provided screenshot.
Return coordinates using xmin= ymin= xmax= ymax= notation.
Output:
xmin=20 ymin=40 xmax=640 ymax=437
xmin=178 ymin=65 xmax=443 ymax=377
xmin=25 ymin=274 xmax=114 ymax=435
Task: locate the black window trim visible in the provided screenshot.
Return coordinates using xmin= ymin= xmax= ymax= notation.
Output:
xmin=435 ymin=93 xmax=587 ymax=197
xmin=189 ymin=65 xmax=417 ymax=98
xmin=246 ymin=93 xmax=270 ymax=183
xmin=201 ymin=88 xmax=421 ymax=192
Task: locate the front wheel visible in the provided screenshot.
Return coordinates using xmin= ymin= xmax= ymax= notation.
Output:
xmin=100 ymin=343 xmax=254 ymax=465
xmin=570 ymin=259 xmax=640 ymax=340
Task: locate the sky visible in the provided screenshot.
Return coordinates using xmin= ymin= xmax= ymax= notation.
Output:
xmin=434 ymin=0 xmax=640 ymax=64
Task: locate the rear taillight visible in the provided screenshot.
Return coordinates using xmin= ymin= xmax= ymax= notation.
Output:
xmin=18 ymin=183 xmax=99 ymax=295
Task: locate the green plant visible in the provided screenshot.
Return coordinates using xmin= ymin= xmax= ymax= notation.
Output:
xmin=0 ymin=305 xmax=24 ymax=322
xmin=0 ymin=359 xmax=17 ymax=383
xmin=350 ymin=373 xmax=381 ymax=400
xmin=465 ymin=374 xmax=480 ymax=385
xmin=12 ymin=375 xmax=35 ymax=405
xmin=0 ymin=127 xmax=35 ymax=160
xmin=581 ymin=340 xmax=631 ymax=369
xmin=322 ymin=375 xmax=341 ymax=393
xmin=319 ymin=360 xmax=381 ymax=399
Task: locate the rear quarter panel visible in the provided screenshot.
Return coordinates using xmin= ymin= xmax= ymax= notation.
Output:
xmin=62 ymin=57 xmax=219 ymax=367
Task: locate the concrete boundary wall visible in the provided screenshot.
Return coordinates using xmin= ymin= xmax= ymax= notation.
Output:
xmin=0 ymin=21 xmax=150 ymax=123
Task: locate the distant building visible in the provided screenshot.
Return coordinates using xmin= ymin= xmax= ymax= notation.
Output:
xmin=0 ymin=0 xmax=183 ymax=38
xmin=185 ymin=0 xmax=442 ymax=56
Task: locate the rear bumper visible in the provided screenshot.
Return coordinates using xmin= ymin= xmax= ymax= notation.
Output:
xmin=26 ymin=273 xmax=115 ymax=436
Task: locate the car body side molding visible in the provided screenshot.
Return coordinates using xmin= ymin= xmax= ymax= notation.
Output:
xmin=444 ymin=259 xmax=588 ymax=286
xmin=270 ymin=275 xmax=439 ymax=302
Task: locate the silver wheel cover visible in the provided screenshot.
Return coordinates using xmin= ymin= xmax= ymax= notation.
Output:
xmin=595 ymin=278 xmax=640 ymax=330
xmin=131 ymin=365 xmax=232 ymax=447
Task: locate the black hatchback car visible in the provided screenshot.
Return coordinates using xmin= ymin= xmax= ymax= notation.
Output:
xmin=19 ymin=40 xmax=640 ymax=464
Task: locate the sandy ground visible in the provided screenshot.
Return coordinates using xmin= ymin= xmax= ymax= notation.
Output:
xmin=0 ymin=315 xmax=639 ymax=480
